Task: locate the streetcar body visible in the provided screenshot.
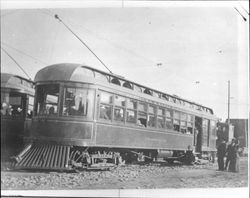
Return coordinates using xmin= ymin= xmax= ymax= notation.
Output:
xmin=15 ymin=63 xmax=217 ymax=170
xmin=1 ymin=73 xmax=34 ymax=161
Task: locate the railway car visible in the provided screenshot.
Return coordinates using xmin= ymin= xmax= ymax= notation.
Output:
xmin=1 ymin=73 xmax=34 ymax=161
xmin=14 ymin=63 xmax=218 ymax=170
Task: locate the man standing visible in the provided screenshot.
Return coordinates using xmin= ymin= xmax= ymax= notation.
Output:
xmin=217 ymin=139 xmax=227 ymax=171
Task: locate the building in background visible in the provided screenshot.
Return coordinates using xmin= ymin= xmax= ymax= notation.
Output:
xmin=227 ymin=119 xmax=248 ymax=148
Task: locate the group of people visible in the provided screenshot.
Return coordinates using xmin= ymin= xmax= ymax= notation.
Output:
xmin=217 ymin=138 xmax=240 ymax=172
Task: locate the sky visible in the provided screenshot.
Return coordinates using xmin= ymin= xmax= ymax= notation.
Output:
xmin=1 ymin=1 xmax=249 ymax=121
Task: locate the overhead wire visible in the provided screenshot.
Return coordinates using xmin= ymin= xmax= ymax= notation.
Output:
xmin=53 ymin=11 xmax=158 ymax=67
xmin=2 ymin=42 xmax=48 ymax=65
xmin=40 ymin=9 xmax=113 ymax=74
xmin=1 ymin=47 xmax=31 ymax=80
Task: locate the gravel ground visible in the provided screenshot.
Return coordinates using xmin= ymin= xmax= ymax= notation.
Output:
xmin=1 ymin=157 xmax=248 ymax=190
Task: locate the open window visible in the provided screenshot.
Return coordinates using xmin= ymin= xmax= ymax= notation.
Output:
xmin=123 ymin=81 xmax=132 ymax=89
xmin=126 ymin=98 xmax=137 ymax=124
xmin=36 ymin=84 xmax=59 ymax=116
xmin=99 ymin=91 xmax=113 ymax=120
xmin=62 ymin=87 xmax=94 ymax=118
xmin=111 ymin=78 xmax=121 ymax=86
xmin=113 ymin=95 xmax=126 ymax=122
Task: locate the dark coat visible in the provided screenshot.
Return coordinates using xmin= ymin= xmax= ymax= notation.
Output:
xmin=217 ymin=141 xmax=227 ymax=157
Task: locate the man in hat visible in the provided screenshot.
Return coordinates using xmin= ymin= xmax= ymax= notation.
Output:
xmin=217 ymin=139 xmax=227 ymax=171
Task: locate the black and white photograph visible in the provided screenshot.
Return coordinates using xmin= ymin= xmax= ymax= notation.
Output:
xmin=1 ymin=1 xmax=249 ymax=198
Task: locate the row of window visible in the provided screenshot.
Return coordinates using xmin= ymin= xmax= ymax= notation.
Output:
xmin=34 ymin=85 xmax=216 ymax=138
xmin=1 ymin=92 xmax=33 ymax=118
xmin=99 ymin=91 xmax=194 ymax=134
xmin=76 ymin=67 xmax=213 ymax=115
xmin=36 ymin=85 xmax=94 ymax=118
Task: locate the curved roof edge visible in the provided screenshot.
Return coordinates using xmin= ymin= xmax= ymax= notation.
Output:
xmin=34 ymin=63 xmax=82 ymax=82
xmin=1 ymin=73 xmax=33 ymax=85
xmin=34 ymin=63 xmax=215 ymax=115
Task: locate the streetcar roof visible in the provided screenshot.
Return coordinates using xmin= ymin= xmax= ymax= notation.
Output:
xmin=35 ymin=63 xmax=214 ymax=115
xmin=1 ymin=73 xmax=34 ymax=92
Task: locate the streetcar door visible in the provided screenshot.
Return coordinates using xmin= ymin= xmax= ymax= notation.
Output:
xmin=195 ymin=117 xmax=202 ymax=153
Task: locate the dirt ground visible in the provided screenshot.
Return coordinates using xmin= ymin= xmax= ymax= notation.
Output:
xmin=1 ymin=157 xmax=248 ymax=190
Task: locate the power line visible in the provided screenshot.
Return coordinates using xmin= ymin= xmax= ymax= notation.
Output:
xmin=1 ymin=47 xmax=31 ymax=80
xmin=55 ymin=12 xmax=157 ymax=66
xmin=2 ymin=42 xmax=48 ymax=65
xmin=52 ymin=13 xmax=113 ymax=74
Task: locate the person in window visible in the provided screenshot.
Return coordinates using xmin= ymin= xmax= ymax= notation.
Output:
xmin=68 ymin=105 xmax=78 ymax=116
xmin=49 ymin=106 xmax=55 ymax=115
xmin=137 ymin=119 xmax=144 ymax=127
xmin=100 ymin=106 xmax=111 ymax=120
xmin=148 ymin=116 xmax=156 ymax=127
xmin=27 ymin=110 xmax=33 ymax=118
xmin=13 ymin=107 xmax=23 ymax=116
xmin=78 ymin=100 xmax=85 ymax=115
xmin=1 ymin=102 xmax=8 ymax=115
xmin=138 ymin=118 xmax=146 ymax=127
xmin=114 ymin=109 xmax=123 ymax=121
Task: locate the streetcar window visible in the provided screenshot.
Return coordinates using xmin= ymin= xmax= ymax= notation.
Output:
xmin=180 ymin=121 xmax=187 ymax=133
xmin=99 ymin=104 xmax=112 ymax=120
xmin=187 ymin=122 xmax=193 ymax=134
xmin=36 ymin=84 xmax=59 ymax=116
xmin=94 ymin=71 xmax=109 ymax=82
xmin=137 ymin=112 xmax=147 ymax=127
xmin=111 ymin=78 xmax=121 ymax=86
xmin=158 ymin=108 xmax=164 ymax=116
xmin=173 ymin=111 xmax=180 ymax=119
xmin=62 ymin=88 xmax=94 ymax=117
xmin=1 ymin=92 xmax=12 ymax=116
xmin=173 ymin=119 xmax=180 ymax=132
xmin=166 ymin=117 xmax=173 ymax=130
xmin=72 ymin=67 xmax=94 ymax=78
xmin=114 ymin=95 xmax=125 ymax=122
xmin=100 ymin=92 xmax=113 ymax=104
xmin=99 ymin=91 xmax=113 ymax=121
xmin=126 ymin=109 xmax=136 ymax=123
xmin=186 ymin=114 xmax=194 ymax=134
xmin=180 ymin=113 xmax=187 ymax=120
xmin=148 ymin=105 xmax=156 ymax=127
xmin=168 ymin=97 xmax=174 ymax=103
xmin=165 ymin=109 xmax=171 ymax=118
xmin=157 ymin=108 xmax=165 ymax=128
xmin=134 ymin=85 xmax=142 ymax=92
xmin=148 ymin=105 xmax=156 ymax=114
xmin=144 ymin=88 xmax=152 ymax=95
xmin=157 ymin=116 xmax=164 ymax=128
xmin=27 ymin=96 xmax=34 ymax=118
xmin=114 ymin=107 xmax=124 ymax=122
xmin=165 ymin=109 xmax=173 ymax=130
xmin=210 ymin=120 xmax=217 ymax=137
xmin=148 ymin=115 xmax=156 ymax=127
xmin=127 ymin=98 xmax=137 ymax=109
xmin=114 ymin=95 xmax=126 ymax=107
xmin=187 ymin=115 xmax=194 ymax=122
xmin=123 ymin=81 xmax=132 ymax=89
xmin=138 ymin=102 xmax=147 ymax=112
xmin=126 ymin=98 xmax=137 ymax=124
xmin=162 ymin=94 xmax=169 ymax=101
xmin=202 ymin=119 xmax=209 ymax=146
xmin=152 ymin=91 xmax=159 ymax=97
xmin=9 ymin=93 xmax=25 ymax=117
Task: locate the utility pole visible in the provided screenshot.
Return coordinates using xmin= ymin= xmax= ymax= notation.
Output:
xmin=227 ymin=80 xmax=230 ymax=125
